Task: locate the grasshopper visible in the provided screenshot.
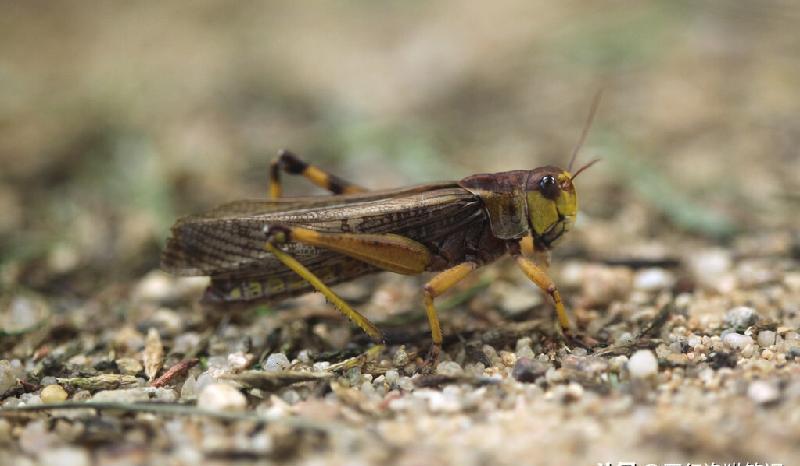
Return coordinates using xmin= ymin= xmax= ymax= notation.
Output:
xmin=161 ymin=97 xmax=601 ymax=365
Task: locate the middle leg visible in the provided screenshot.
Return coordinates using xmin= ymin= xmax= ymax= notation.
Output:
xmin=514 ymin=254 xmax=572 ymax=331
xmin=422 ymin=261 xmax=478 ymax=366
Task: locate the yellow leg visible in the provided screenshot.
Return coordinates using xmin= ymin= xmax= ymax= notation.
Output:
xmin=264 ymin=242 xmax=384 ymax=343
xmin=519 ymin=234 xmax=551 ymax=267
xmin=271 ymin=225 xmax=431 ymax=275
xmin=269 ymin=150 xmax=367 ymax=198
xmin=515 ymin=255 xmax=572 ymax=331
xmin=422 ymin=262 xmax=478 ymax=363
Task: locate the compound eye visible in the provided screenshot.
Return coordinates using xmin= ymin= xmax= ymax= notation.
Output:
xmin=539 ymin=175 xmax=560 ymax=199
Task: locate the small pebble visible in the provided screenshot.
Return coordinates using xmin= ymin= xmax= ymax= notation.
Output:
xmin=19 ymin=393 xmax=42 ymax=405
xmin=264 ymin=353 xmax=291 ymax=372
xmin=512 ymin=357 xmax=548 ymax=383
xmin=515 ymin=338 xmax=536 ymax=360
xmin=180 ymin=375 xmax=198 ymax=399
xmin=722 ymin=332 xmax=753 ymax=350
xmin=748 ymin=380 xmax=780 ymax=405
xmin=384 ymin=370 xmax=399 ymax=387
xmin=628 ymin=350 xmax=658 ymax=378
xmin=282 ymin=389 xmax=301 ymax=404
xmin=616 ymin=332 xmax=635 ymax=345
xmin=197 ymin=383 xmax=247 ymax=411
xmin=498 ymin=284 xmax=541 ymax=315
xmin=92 ymin=388 xmax=151 ymax=403
xmin=116 ymin=357 xmax=143 ymax=375
xmin=686 ymin=334 xmax=702 ymax=348
xmin=609 ymin=355 xmax=628 ymax=372
xmin=133 ymin=271 xmax=175 ymax=301
xmin=724 ymin=306 xmax=758 ymax=330
xmin=499 ymin=351 xmax=516 ymax=367
xmin=418 ymin=389 xmax=462 ymax=413
xmin=393 ymin=347 xmax=409 ymax=367
xmin=345 ymin=367 xmax=362 ymax=386
xmin=688 ymin=248 xmax=733 ymax=290
xmin=757 ymin=330 xmax=776 ymax=347
xmin=39 ymin=447 xmax=91 ymax=466
xmin=545 ymin=367 xmax=565 ymax=384
xmin=633 ymin=268 xmax=675 ymax=291
xmin=579 ymin=265 xmax=633 ymax=306
xmin=40 ymin=384 xmax=68 ymax=403
xmin=4 ymin=296 xmax=47 ymax=331
xmin=397 ymin=377 xmax=415 ymax=391
xmin=436 ymin=361 xmax=463 ymax=377
xmin=227 ymin=352 xmax=253 ymax=370
xmin=0 ymin=360 xmax=24 ymax=395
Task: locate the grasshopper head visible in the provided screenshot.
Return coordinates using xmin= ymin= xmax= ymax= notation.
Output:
xmin=525 ymin=167 xmax=577 ymax=249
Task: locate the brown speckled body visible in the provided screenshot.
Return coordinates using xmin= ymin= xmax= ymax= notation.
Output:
xmin=161 ymin=166 xmax=573 ymax=306
xmin=162 ymin=183 xmax=504 ymax=304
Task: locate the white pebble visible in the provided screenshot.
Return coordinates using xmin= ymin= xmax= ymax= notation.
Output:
xmin=132 ymin=271 xmax=175 ymax=301
xmin=688 ymin=248 xmax=732 ymax=291
xmin=757 ymin=330 xmax=776 ymax=347
xmin=397 ymin=377 xmax=415 ymax=391
xmin=628 ymin=350 xmax=658 ymax=378
xmin=724 ymin=306 xmax=758 ymax=329
xmin=38 ymin=447 xmax=91 ymax=466
xmin=515 ymin=338 xmax=535 ymax=360
xmin=686 ymin=334 xmax=702 ymax=348
xmin=633 ymin=268 xmax=675 ymax=291
xmin=180 ymin=375 xmax=198 ymax=399
xmin=198 ymin=383 xmax=246 ymax=411
xmin=227 ymin=352 xmax=252 ymax=370
xmin=418 ymin=389 xmax=462 ymax=413
xmin=748 ymin=380 xmax=779 ymax=404
xmin=264 ymin=353 xmax=291 ymax=372
xmin=616 ymin=332 xmax=635 ymax=346
xmin=722 ymin=332 xmax=753 ymax=350
xmin=436 ymin=361 xmax=463 ymax=377
xmin=19 ymin=393 xmax=42 ymax=406
xmin=384 ymin=370 xmax=399 ymax=387
xmin=6 ymin=296 xmax=45 ymax=330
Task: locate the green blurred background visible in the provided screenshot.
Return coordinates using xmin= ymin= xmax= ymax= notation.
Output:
xmin=1 ymin=1 xmax=798 ymax=296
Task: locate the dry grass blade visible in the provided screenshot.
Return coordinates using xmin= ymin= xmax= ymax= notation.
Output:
xmin=56 ymin=374 xmax=139 ymax=391
xmin=143 ymin=328 xmax=164 ymax=382
xmin=219 ymin=370 xmax=334 ymax=390
xmin=0 ymin=401 xmax=345 ymax=434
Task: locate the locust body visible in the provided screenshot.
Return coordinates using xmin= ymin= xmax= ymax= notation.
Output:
xmin=162 ymin=95 xmax=600 ymax=364
xmin=162 ymin=155 xmax=584 ymax=360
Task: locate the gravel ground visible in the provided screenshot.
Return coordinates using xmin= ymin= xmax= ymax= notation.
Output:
xmin=1 ymin=231 xmax=799 ymax=465
xmin=1 ymin=3 xmax=799 ymax=465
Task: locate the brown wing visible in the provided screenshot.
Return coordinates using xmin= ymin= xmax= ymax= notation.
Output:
xmin=161 ymin=183 xmax=484 ymax=278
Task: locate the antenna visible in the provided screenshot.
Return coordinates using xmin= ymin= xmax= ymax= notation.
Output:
xmin=568 ymin=90 xmax=603 ymax=173
xmin=571 ymin=158 xmax=601 ymax=181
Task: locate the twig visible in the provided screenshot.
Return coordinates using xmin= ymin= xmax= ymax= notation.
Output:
xmin=151 ymin=358 xmax=199 ymax=388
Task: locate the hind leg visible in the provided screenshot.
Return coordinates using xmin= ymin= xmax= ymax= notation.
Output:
xmin=269 ymin=150 xmax=367 ymax=198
